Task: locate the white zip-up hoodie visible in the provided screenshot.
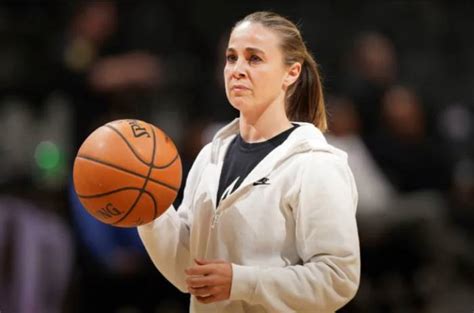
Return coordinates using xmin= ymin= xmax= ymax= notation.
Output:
xmin=138 ymin=119 xmax=360 ymax=313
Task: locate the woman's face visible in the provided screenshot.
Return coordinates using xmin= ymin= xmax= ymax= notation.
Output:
xmin=224 ymin=22 xmax=293 ymax=119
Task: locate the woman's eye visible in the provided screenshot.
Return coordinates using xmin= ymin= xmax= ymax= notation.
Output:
xmin=249 ymin=55 xmax=262 ymax=63
xmin=226 ymin=54 xmax=237 ymax=63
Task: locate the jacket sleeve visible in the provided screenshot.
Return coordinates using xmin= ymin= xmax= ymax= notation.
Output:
xmin=137 ymin=144 xmax=211 ymax=293
xmin=229 ymin=152 xmax=360 ymax=312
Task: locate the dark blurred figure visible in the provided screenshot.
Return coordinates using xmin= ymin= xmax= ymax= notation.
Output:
xmin=0 ymin=184 xmax=73 ymax=313
xmin=326 ymin=95 xmax=395 ymax=213
xmin=437 ymin=102 xmax=474 ymax=225
xmin=345 ymin=84 xmax=474 ymax=312
xmin=51 ymin=1 xmax=160 ymax=147
xmin=339 ymin=31 xmax=398 ymax=137
xmin=368 ymin=85 xmax=453 ymax=193
xmin=51 ymin=1 xmax=118 ymax=147
xmin=62 ymin=1 xmax=117 ymax=73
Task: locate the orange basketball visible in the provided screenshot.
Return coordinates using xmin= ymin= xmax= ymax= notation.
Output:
xmin=73 ymin=119 xmax=182 ymax=227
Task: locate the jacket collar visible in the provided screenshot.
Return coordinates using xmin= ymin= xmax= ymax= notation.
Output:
xmin=209 ymin=118 xmax=346 ymax=165
xmin=207 ymin=118 xmax=348 ymax=210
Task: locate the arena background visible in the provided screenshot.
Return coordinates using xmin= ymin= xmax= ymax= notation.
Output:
xmin=0 ymin=1 xmax=472 ymax=312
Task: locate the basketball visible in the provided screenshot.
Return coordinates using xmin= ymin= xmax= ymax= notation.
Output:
xmin=73 ymin=119 xmax=182 ymax=227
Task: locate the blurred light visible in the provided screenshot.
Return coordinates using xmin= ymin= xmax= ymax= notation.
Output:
xmin=34 ymin=141 xmax=60 ymax=170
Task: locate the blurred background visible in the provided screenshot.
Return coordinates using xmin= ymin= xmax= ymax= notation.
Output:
xmin=0 ymin=1 xmax=472 ymax=312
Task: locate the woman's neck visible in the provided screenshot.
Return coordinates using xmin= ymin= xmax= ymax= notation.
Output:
xmin=239 ymin=99 xmax=292 ymax=143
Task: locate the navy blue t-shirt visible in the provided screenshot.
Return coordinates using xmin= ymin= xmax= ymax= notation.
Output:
xmin=216 ymin=124 xmax=299 ymax=206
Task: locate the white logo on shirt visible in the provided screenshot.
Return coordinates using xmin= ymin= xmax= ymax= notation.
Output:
xmin=220 ymin=176 xmax=240 ymax=202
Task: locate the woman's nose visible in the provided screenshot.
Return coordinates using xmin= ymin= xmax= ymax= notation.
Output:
xmin=231 ymin=60 xmax=246 ymax=78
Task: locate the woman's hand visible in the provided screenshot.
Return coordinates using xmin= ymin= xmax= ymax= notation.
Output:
xmin=185 ymin=258 xmax=233 ymax=304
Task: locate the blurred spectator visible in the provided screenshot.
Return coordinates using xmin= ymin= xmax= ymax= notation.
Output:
xmin=438 ymin=103 xmax=474 ymax=208
xmin=326 ymin=95 xmax=396 ymax=213
xmin=0 ymin=195 xmax=73 ymax=313
xmin=51 ymin=1 xmax=161 ymax=148
xmin=88 ymin=52 xmax=160 ymax=93
xmin=367 ymin=85 xmax=454 ymax=193
xmin=339 ymin=31 xmax=398 ymax=137
xmin=51 ymin=1 xmax=119 ymax=149
xmin=62 ymin=1 xmax=117 ymax=73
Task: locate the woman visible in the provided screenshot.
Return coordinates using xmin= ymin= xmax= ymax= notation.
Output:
xmin=138 ymin=11 xmax=360 ymax=313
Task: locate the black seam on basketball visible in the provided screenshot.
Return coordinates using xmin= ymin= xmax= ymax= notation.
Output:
xmin=106 ymin=124 xmax=177 ymax=169
xmin=114 ymin=189 xmax=157 ymax=226
xmin=77 ymin=187 xmax=157 ymax=219
xmin=105 ymin=124 xmax=151 ymax=166
xmin=147 ymin=188 xmax=158 ymax=221
xmin=148 ymin=126 xmax=159 ymax=219
xmin=112 ymin=126 xmax=157 ymax=225
xmin=77 ymin=187 xmax=145 ymax=199
xmin=100 ymin=189 xmax=157 ymax=224
xmin=77 ymin=187 xmax=156 ymax=225
xmin=153 ymin=153 xmax=179 ymax=169
xmin=76 ymin=155 xmax=179 ymax=191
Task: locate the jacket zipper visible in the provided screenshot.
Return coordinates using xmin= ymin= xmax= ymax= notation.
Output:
xmin=211 ymin=211 xmax=221 ymax=229
xmin=209 ymin=144 xmax=310 ymax=229
xmin=210 ymin=182 xmax=255 ymax=228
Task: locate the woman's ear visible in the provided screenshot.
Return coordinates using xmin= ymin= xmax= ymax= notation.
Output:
xmin=284 ymin=62 xmax=302 ymax=88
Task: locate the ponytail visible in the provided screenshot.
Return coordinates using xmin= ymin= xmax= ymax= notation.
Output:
xmin=286 ymin=52 xmax=327 ymax=132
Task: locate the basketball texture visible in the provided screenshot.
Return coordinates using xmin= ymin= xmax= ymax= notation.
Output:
xmin=73 ymin=119 xmax=182 ymax=227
